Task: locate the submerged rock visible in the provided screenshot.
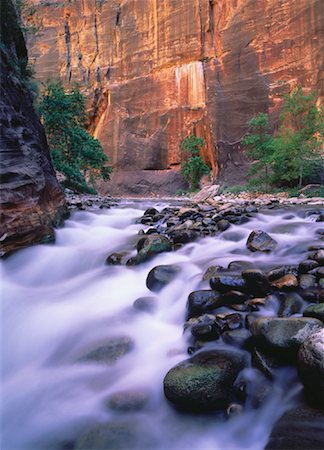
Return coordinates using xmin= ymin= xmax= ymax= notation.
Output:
xmin=106 ymin=390 xmax=150 ymax=412
xmin=246 ymin=230 xmax=277 ymax=253
xmin=146 ymin=265 xmax=180 ymax=292
xmin=163 ymin=349 xmax=247 ymax=411
xmin=79 ymin=337 xmax=134 ymax=365
xmin=266 ymin=405 xmax=324 ymax=450
xmin=133 ymin=296 xmax=156 ymax=313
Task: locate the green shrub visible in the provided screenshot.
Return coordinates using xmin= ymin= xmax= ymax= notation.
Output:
xmin=39 ymin=80 xmax=112 ymax=193
xmin=180 ymin=135 xmax=210 ymax=190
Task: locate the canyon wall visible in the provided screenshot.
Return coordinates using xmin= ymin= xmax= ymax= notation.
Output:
xmin=28 ymin=0 xmax=324 ymax=193
xmin=0 ymin=0 xmax=66 ymax=255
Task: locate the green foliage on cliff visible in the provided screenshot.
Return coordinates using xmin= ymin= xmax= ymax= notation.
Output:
xmin=243 ymin=87 xmax=323 ymax=189
xmin=180 ymin=135 xmax=210 ymax=190
xmin=39 ymin=81 xmax=112 ymax=193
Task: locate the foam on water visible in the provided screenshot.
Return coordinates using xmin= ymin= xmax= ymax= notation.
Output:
xmin=1 ymin=202 xmax=322 ymax=449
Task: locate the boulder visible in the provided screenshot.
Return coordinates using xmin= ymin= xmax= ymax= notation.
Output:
xmin=146 ymin=265 xmax=180 ymax=292
xmin=246 ymin=230 xmax=277 ymax=253
xmin=303 ymin=303 xmax=324 ymax=322
xmin=251 ymin=317 xmax=323 ymax=358
xmin=271 ymin=274 xmax=298 ymax=290
xmin=299 ymin=274 xmax=316 ymax=290
xmin=222 ymin=329 xmax=252 ymax=348
xmin=242 ymin=269 xmax=271 ymax=296
xmin=135 ymin=234 xmax=172 ymax=263
xmin=266 ymin=405 xmax=324 ymax=450
xmin=210 ymin=274 xmax=247 ymax=292
xmin=163 ymin=349 xmax=247 ymax=411
xmin=298 ymin=330 xmax=324 ymax=405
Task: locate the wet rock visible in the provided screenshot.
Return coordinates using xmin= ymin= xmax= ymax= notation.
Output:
xmin=267 ymin=265 xmax=299 ymax=282
xmin=80 ymin=337 xmax=134 ymax=365
xmin=251 ymin=317 xmax=323 ymax=357
xmin=75 ymin=420 xmax=156 ymax=450
xmin=228 ymin=261 xmax=255 ymax=271
xmin=106 ymin=390 xmax=149 ymax=412
xmin=299 ymin=259 xmax=319 ymax=274
xmin=217 ymin=219 xmax=230 ymax=231
xmin=222 ymin=329 xmax=252 ymax=348
xmin=303 ymin=303 xmax=324 ymax=322
xmin=135 ymin=234 xmax=172 ymax=263
xmin=216 ymin=312 xmax=243 ymax=331
xmin=265 ymin=405 xmax=324 ymax=450
xmin=234 ymin=368 xmax=272 ymax=408
xmin=106 ymin=252 xmax=126 ymax=265
xmin=299 ymin=274 xmax=316 ymax=290
xmin=245 ymin=314 xmax=258 ymax=330
xmin=202 ymin=265 xmax=225 ymax=281
xmin=246 ymin=298 xmax=268 ymax=311
xmin=226 ymin=403 xmax=244 ymax=418
xmin=163 ymin=349 xmax=247 ymax=411
xmin=144 ymin=207 xmax=159 ymax=217
xmin=210 ymin=274 xmax=247 ymax=293
xmin=188 ymin=315 xmax=221 ymax=341
xmin=251 ymin=347 xmax=280 ymax=379
xmin=242 ymin=269 xmax=271 ymax=296
xmin=314 ymin=266 xmax=324 ymax=280
xmin=186 ymin=290 xmax=222 ymax=319
xmin=170 ymin=229 xmax=199 ymax=244
xmin=229 ymin=303 xmax=249 ymax=312
xmin=222 ymin=290 xmax=248 ymax=305
xmin=271 ymin=274 xmax=298 ymax=290
xmin=314 ymin=249 xmax=324 ymax=265
xmin=246 ymin=230 xmax=277 ymax=253
xmin=301 ymin=289 xmax=324 ymax=304
xmin=133 ymin=296 xmax=156 ymax=313
xmin=298 ymin=330 xmax=324 ymax=405
xmin=278 ymin=293 xmax=304 ymax=317
xmin=146 ymin=265 xmax=180 ymax=292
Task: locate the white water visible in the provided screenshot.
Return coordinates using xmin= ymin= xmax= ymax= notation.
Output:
xmin=1 ymin=202 xmax=322 ymax=450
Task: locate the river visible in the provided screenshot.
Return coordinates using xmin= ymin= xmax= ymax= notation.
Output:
xmin=1 ymin=201 xmax=322 ymax=450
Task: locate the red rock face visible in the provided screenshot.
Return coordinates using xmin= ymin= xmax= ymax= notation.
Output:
xmin=28 ymin=0 xmax=323 ymax=191
xmin=0 ymin=0 xmax=66 ymax=255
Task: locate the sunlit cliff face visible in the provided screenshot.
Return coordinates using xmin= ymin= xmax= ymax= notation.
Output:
xmin=28 ymin=0 xmax=323 ymax=178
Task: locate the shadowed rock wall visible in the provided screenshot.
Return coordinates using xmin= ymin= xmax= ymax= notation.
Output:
xmin=0 ymin=0 xmax=66 ymax=255
xmin=28 ymin=0 xmax=324 ymax=190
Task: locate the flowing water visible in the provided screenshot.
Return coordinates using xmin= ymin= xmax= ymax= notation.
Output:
xmin=1 ymin=201 xmax=323 ymax=450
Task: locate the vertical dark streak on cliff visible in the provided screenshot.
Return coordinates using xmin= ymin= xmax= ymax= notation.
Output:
xmin=197 ymin=0 xmax=204 ymax=59
xmin=64 ymin=16 xmax=72 ymax=82
xmin=94 ymin=13 xmax=99 ymax=55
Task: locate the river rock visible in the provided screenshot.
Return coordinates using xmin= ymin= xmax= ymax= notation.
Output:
xmin=246 ymin=230 xmax=277 ymax=253
xmin=265 ymin=405 xmax=324 ymax=450
xmin=135 ymin=234 xmax=172 ymax=263
xmin=216 ymin=312 xmax=243 ymax=331
xmin=133 ymin=296 xmax=156 ymax=313
xmin=144 ymin=207 xmax=159 ymax=217
xmin=75 ymin=420 xmax=156 ymax=450
xmin=298 ymin=330 xmax=324 ymax=405
xmin=242 ymin=269 xmax=271 ymax=296
xmin=267 ymin=265 xmax=298 ymax=281
xmin=299 ymin=259 xmax=319 ymax=274
xmin=222 ymin=290 xmax=248 ymax=305
xmin=80 ymin=337 xmax=134 ymax=365
xmin=234 ymin=368 xmax=272 ymax=408
xmin=202 ymin=265 xmax=225 ymax=281
xmin=251 ymin=317 xmax=323 ymax=357
xmin=299 ymin=274 xmax=316 ymax=290
xmin=303 ymin=303 xmax=324 ymax=322
xmin=186 ymin=290 xmax=222 ymax=319
xmin=107 ymin=390 xmax=150 ymax=412
xmin=210 ymin=274 xmax=247 ymax=293
xmin=189 ymin=315 xmax=221 ymax=341
xmin=146 ymin=265 xmax=180 ymax=292
xmin=169 ymin=229 xmax=199 ymax=244
xmin=217 ymin=219 xmax=230 ymax=231
xmin=271 ymin=274 xmax=298 ymax=290
xmin=314 ymin=249 xmax=324 ymax=265
xmin=251 ymin=347 xmax=280 ymax=379
xmin=278 ymin=293 xmax=304 ymax=317
xmin=106 ymin=252 xmax=126 ymax=265
xmin=163 ymin=349 xmax=247 ymax=411
xmin=222 ymin=329 xmax=252 ymax=348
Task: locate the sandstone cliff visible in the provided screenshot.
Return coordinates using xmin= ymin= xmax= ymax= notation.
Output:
xmin=28 ymin=0 xmax=323 ymax=193
xmin=0 ymin=0 xmax=66 ymax=255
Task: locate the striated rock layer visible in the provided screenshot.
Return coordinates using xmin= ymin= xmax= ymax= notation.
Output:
xmin=28 ymin=0 xmax=324 ymax=191
xmin=0 ymin=0 xmax=66 ymax=255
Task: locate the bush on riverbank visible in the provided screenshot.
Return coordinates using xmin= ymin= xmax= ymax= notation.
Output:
xmin=39 ymin=81 xmax=112 ymax=194
xmin=243 ymin=87 xmax=324 ymax=190
xmin=180 ymin=135 xmax=210 ymax=191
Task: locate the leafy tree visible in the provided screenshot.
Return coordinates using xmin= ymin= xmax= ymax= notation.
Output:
xmin=272 ymin=87 xmax=323 ymax=187
xmin=39 ymin=81 xmax=112 ymax=193
xmin=242 ymin=113 xmax=275 ymax=191
xmin=180 ymin=135 xmax=210 ymax=190
xmin=243 ymin=88 xmax=323 ymax=189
